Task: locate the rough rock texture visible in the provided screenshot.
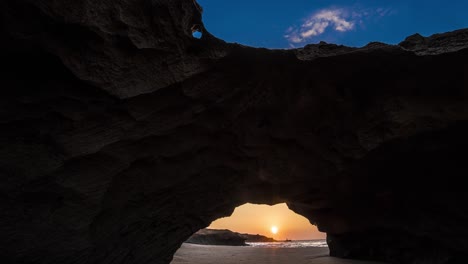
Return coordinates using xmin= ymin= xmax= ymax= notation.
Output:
xmin=1 ymin=1 xmax=468 ymax=264
xmin=185 ymin=229 xmax=247 ymax=246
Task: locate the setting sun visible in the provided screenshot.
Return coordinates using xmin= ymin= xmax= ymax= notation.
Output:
xmin=271 ymin=226 xmax=278 ymax=234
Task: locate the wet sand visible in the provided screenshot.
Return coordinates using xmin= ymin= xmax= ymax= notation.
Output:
xmin=171 ymin=243 xmax=386 ymax=264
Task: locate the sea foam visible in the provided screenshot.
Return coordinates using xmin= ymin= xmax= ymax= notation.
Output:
xmin=247 ymin=240 xmax=328 ymax=248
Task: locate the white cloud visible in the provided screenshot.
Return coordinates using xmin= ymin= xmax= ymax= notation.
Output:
xmin=285 ymin=7 xmax=395 ymax=45
xmin=301 ymin=21 xmax=329 ymax=38
xmin=285 ymin=8 xmax=355 ymax=44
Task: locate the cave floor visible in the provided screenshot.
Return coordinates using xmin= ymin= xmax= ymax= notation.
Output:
xmin=171 ymin=243 xmax=386 ymax=264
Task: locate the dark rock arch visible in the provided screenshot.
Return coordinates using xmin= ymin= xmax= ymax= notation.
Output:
xmin=1 ymin=1 xmax=468 ymax=264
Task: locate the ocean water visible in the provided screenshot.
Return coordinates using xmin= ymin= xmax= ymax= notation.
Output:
xmin=246 ymin=239 xmax=328 ymax=248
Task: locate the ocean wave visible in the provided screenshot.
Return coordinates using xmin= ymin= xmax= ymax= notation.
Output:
xmin=246 ymin=240 xmax=328 ymax=248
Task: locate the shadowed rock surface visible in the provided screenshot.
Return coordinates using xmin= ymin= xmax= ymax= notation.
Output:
xmin=1 ymin=1 xmax=468 ymax=264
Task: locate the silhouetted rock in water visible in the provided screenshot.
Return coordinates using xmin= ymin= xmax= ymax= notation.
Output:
xmin=1 ymin=0 xmax=468 ymax=264
xmin=185 ymin=229 xmax=277 ymax=246
xmin=186 ymin=229 xmax=277 ymax=245
xmin=241 ymin=233 xmax=278 ymax=243
xmin=186 ymin=229 xmax=247 ymax=246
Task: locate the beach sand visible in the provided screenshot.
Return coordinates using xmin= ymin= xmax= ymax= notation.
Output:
xmin=171 ymin=243 xmax=386 ymax=264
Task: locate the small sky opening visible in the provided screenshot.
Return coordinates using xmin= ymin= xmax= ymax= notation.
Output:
xmin=192 ymin=31 xmax=203 ymax=39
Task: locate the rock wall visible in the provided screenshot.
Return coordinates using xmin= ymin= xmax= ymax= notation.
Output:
xmin=1 ymin=0 xmax=468 ymax=264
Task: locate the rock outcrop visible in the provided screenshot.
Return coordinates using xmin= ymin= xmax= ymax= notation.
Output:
xmin=184 ymin=228 xmax=279 ymax=246
xmin=185 ymin=229 xmax=247 ymax=246
xmin=1 ymin=1 xmax=468 ymax=264
xmin=242 ymin=233 xmax=278 ymax=243
xmin=185 ymin=229 xmax=277 ymax=246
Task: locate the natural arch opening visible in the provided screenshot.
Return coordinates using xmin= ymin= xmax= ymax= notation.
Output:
xmin=196 ymin=0 xmax=467 ymax=48
xmin=206 ymin=203 xmax=325 ymax=242
xmin=171 ymin=203 xmax=330 ymax=264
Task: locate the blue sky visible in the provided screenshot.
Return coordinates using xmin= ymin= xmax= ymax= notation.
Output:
xmin=196 ymin=0 xmax=468 ymax=48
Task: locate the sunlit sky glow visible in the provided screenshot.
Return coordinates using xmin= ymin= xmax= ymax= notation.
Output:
xmin=197 ymin=0 xmax=468 ymax=48
xmin=208 ymin=203 xmax=325 ymax=240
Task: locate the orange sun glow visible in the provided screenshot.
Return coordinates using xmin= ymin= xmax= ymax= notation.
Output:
xmin=271 ymin=226 xmax=278 ymax=234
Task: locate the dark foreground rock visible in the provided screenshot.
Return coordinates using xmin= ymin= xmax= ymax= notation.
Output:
xmin=1 ymin=1 xmax=468 ymax=264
